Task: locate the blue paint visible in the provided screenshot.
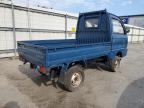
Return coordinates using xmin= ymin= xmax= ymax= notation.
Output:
xmin=17 ymin=10 xmax=128 ymax=72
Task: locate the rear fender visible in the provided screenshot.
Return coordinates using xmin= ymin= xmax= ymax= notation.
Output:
xmin=68 ymin=60 xmax=87 ymax=69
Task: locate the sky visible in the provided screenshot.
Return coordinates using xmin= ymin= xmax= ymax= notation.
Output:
xmin=14 ymin=0 xmax=144 ymax=16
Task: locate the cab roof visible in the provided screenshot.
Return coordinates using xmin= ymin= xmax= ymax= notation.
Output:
xmin=80 ymin=10 xmax=107 ymax=15
xmin=79 ymin=10 xmax=119 ymax=18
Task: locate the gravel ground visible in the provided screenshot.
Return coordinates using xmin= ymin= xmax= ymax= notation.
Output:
xmin=0 ymin=43 xmax=144 ymax=108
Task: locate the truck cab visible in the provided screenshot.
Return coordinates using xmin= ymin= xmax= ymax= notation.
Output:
xmin=18 ymin=10 xmax=129 ymax=91
xmin=77 ymin=10 xmax=128 ymax=55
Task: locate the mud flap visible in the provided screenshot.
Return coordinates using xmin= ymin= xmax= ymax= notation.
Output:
xmin=58 ymin=64 xmax=68 ymax=85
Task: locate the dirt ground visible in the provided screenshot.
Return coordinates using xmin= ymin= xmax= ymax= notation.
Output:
xmin=0 ymin=43 xmax=144 ymax=108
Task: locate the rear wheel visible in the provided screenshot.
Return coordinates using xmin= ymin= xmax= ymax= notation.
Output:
xmin=64 ymin=65 xmax=84 ymax=92
xmin=109 ymin=56 xmax=121 ymax=72
xmin=30 ymin=63 xmax=35 ymax=69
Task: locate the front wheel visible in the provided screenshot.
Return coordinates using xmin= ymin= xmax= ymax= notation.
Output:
xmin=64 ymin=65 xmax=84 ymax=92
xmin=109 ymin=56 xmax=121 ymax=72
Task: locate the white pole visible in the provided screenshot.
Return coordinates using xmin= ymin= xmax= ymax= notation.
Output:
xmin=27 ymin=0 xmax=31 ymax=40
xmin=11 ymin=0 xmax=17 ymax=57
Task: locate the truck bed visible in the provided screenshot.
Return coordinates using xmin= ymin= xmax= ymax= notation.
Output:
xmin=18 ymin=39 xmax=111 ymax=68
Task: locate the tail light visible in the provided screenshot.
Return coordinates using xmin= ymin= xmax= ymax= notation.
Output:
xmin=39 ymin=66 xmax=46 ymax=73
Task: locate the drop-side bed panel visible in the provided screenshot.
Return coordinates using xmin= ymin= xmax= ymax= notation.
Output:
xmin=46 ymin=43 xmax=111 ymax=67
xmin=17 ymin=42 xmax=46 ymax=66
xmin=17 ymin=39 xmax=76 ymax=66
xmin=18 ymin=39 xmax=111 ymax=68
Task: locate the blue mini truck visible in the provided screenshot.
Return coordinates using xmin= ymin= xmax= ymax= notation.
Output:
xmin=17 ymin=10 xmax=129 ymax=91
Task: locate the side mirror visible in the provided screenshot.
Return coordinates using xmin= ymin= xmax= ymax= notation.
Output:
xmin=125 ymin=27 xmax=130 ymax=34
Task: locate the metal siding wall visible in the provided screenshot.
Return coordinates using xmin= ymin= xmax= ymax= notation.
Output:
xmin=15 ymin=32 xmax=29 ymax=49
xmin=128 ymin=35 xmax=132 ymax=42
xmin=31 ymin=32 xmax=65 ymax=40
xmin=67 ymin=33 xmax=76 ymax=39
xmin=129 ymin=16 xmax=144 ymax=28
xmin=16 ymin=32 xmax=29 ymax=41
xmin=0 ymin=7 xmax=12 ymax=27
xmin=6 ymin=31 xmax=14 ymax=49
xmin=132 ymin=28 xmax=139 ymax=42
xmin=66 ymin=18 xmax=77 ymax=39
xmin=67 ymin=18 xmax=77 ymax=31
xmin=139 ymin=36 xmax=143 ymax=41
xmin=140 ymin=30 xmax=144 ymax=35
xmin=0 ymin=31 xmax=6 ymax=50
xmin=140 ymin=30 xmax=144 ymax=41
xmin=30 ymin=12 xmax=65 ymax=30
xmin=0 ymin=53 xmax=15 ymax=58
xmin=15 ymin=9 xmax=28 ymax=28
xmin=126 ymin=25 xmax=144 ymax=43
xmin=0 ymin=31 xmax=13 ymax=50
xmin=0 ymin=7 xmax=5 ymax=27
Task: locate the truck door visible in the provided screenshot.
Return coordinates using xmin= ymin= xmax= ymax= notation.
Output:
xmin=111 ymin=16 xmax=128 ymax=50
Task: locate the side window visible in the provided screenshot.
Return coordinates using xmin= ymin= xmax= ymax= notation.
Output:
xmin=85 ymin=18 xmax=99 ymax=28
xmin=112 ymin=19 xmax=124 ymax=34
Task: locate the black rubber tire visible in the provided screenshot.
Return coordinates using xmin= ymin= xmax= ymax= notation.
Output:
xmin=30 ymin=63 xmax=35 ymax=69
xmin=64 ymin=65 xmax=85 ymax=92
xmin=109 ymin=56 xmax=120 ymax=72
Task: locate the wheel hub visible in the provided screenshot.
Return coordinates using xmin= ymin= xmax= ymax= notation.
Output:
xmin=71 ymin=73 xmax=82 ymax=88
xmin=114 ymin=58 xmax=120 ymax=68
xmin=115 ymin=60 xmax=118 ymax=66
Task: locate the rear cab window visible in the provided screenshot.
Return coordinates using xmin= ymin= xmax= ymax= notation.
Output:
xmin=85 ymin=17 xmax=99 ymax=28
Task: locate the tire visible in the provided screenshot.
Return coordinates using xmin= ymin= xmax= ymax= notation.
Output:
xmin=64 ymin=65 xmax=85 ymax=92
xmin=109 ymin=56 xmax=121 ymax=72
xmin=30 ymin=63 xmax=35 ymax=69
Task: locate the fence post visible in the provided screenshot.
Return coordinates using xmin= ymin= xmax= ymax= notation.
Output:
xmin=143 ymin=34 xmax=144 ymax=43
xmin=27 ymin=0 xmax=31 ymax=40
xmin=11 ymin=1 xmax=16 ymax=58
xmin=143 ymin=29 xmax=144 ymax=43
xmin=138 ymin=28 xmax=140 ymax=43
xmin=65 ymin=14 xmax=67 ymax=39
xmin=131 ymin=27 xmax=133 ymax=44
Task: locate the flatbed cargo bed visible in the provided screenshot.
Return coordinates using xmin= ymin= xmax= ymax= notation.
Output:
xmin=18 ymin=39 xmax=111 ymax=68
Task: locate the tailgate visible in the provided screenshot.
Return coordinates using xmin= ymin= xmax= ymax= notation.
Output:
xmin=17 ymin=42 xmax=46 ymax=66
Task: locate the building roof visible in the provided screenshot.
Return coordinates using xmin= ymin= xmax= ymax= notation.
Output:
xmin=120 ymin=14 xmax=144 ymax=17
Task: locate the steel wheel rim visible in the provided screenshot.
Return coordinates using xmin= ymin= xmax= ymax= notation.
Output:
xmin=114 ymin=59 xmax=118 ymax=68
xmin=71 ymin=72 xmax=82 ymax=88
